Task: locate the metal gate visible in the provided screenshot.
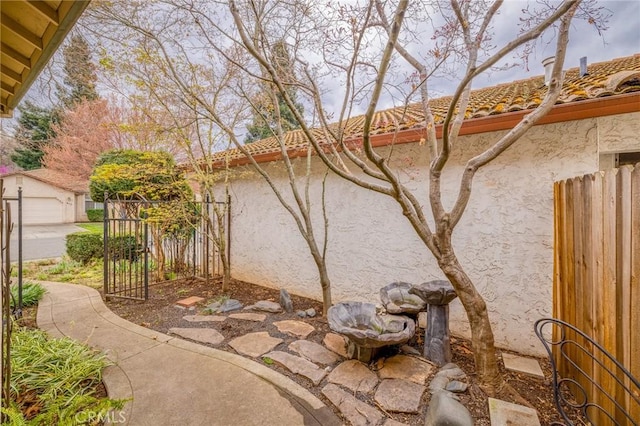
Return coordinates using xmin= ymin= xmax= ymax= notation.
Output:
xmin=103 ymin=197 xmax=230 ymax=300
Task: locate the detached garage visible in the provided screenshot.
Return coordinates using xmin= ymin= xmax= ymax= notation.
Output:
xmin=1 ymin=169 xmax=90 ymax=224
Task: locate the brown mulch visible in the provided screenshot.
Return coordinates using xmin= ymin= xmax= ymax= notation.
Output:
xmin=104 ymin=276 xmax=574 ymax=425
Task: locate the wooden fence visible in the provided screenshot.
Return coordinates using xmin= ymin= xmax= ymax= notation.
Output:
xmin=553 ymin=164 xmax=639 ymax=423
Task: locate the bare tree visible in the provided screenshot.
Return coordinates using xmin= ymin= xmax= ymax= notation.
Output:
xmin=222 ymin=0 xmax=605 ymax=397
xmin=85 ymin=1 xmax=335 ymax=311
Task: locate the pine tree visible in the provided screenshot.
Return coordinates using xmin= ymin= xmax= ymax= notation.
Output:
xmin=245 ymin=40 xmax=304 ymax=143
xmin=10 ymin=102 xmax=59 ymax=170
xmin=58 ymin=35 xmax=99 ymax=107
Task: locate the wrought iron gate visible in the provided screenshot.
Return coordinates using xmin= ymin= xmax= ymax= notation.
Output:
xmin=103 ymin=197 xmax=230 ymax=300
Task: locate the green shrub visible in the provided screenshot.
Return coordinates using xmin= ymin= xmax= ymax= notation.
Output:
xmin=86 ymin=209 xmax=104 ymax=222
xmin=108 ymin=235 xmax=142 ymax=262
xmin=10 ymin=281 xmax=46 ymax=307
xmin=66 ymin=232 xmax=103 ymax=264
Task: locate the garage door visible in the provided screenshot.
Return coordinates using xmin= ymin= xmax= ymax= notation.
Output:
xmin=23 ymin=197 xmax=64 ymax=224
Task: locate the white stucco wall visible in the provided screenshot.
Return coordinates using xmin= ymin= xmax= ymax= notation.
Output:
xmin=2 ymin=175 xmax=78 ymax=224
xmin=224 ymin=112 xmax=639 ymax=356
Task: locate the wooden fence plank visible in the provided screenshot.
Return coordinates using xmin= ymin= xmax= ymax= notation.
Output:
xmin=617 ymin=166 xmax=632 ymax=422
xmin=630 ymin=164 xmax=640 ymax=422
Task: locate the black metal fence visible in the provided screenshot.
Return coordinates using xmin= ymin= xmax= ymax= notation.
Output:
xmin=103 ymin=197 xmax=230 ymax=300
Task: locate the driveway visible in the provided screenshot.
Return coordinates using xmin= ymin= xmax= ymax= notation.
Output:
xmin=9 ymin=224 xmax=86 ymax=261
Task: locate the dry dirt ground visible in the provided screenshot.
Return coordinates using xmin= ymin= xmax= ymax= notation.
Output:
xmin=103 ymin=277 xmax=579 ymax=425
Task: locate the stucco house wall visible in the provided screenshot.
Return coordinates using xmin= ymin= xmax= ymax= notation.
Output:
xmin=224 ymin=111 xmax=638 ymax=356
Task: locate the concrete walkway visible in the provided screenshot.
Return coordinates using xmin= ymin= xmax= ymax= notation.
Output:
xmin=36 ymin=282 xmax=340 ymax=426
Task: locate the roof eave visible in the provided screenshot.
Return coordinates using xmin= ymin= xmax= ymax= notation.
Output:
xmin=1 ymin=1 xmax=91 ymax=118
xmin=208 ymin=91 xmax=640 ymax=169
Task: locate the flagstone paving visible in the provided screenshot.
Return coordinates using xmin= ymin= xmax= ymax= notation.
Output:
xmin=374 ymin=379 xmax=426 ymax=414
xmin=321 ymin=383 xmax=385 ymax=426
xmin=229 ymin=312 xmax=267 ymax=322
xmin=183 ymin=314 xmax=227 ymax=322
xmin=327 ymin=360 xmax=379 ymax=393
xmin=501 ymin=352 xmax=545 ymax=378
xmin=265 ymin=351 xmax=327 ymax=385
xmin=378 ymin=355 xmax=435 ymax=385
xmin=273 ymin=320 xmax=316 ymax=338
xmin=289 ymin=340 xmax=342 ymax=365
xmin=162 ymin=304 xmax=540 ymax=425
xmin=228 ymin=332 xmax=283 ymax=357
xmin=323 ymin=332 xmax=349 ymax=357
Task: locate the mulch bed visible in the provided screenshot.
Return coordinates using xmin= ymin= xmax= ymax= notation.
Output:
xmin=104 ymin=276 xmax=576 ymax=425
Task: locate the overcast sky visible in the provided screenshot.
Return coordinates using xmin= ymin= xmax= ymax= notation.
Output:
xmin=474 ymin=0 xmax=640 ymax=88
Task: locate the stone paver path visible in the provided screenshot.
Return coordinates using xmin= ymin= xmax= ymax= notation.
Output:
xmin=229 ymin=312 xmax=267 ymax=322
xmin=229 ymin=332 xmax=283 ymax=357
xmin=323 ymin=333 xmax=349 ymax=358
xmin=289 ymin=340 xmax=341 ymax=365
xmin=265 ymin=351 xmax=327 ymax=385
xmin=157 ymin=297 xmax=542 ymax=426
xmin=273 ymin=320 xmax=315 ymax=338
xmin=183 ymin=314 xmax=226 ymax=322
xmin=322 ymin=383 xmax=384 ymax=426
xmin=327 ymin=360 xmax=379 ymax=393
xmin=374 ymin=379 xmax=426 ymax=414
xmin=378 ymin=355 xmax=435 ymax=385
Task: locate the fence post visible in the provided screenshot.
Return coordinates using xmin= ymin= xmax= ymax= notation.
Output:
xmin=17 ymin=187 xmax=22 ymax=314
xmin=103 ymin=195 xmax=109 ymax=297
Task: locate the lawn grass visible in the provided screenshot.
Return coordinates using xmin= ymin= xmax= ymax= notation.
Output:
xmin=17 ymin=257 xmax=103 ymax=289
xmin=77 ymin=222 xmax=103 ymax=234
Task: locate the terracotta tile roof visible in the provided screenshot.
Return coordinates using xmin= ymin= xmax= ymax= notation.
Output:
xmin=213 ymin=54 xmax=640 ymax=163
xmin=2 ymin=168 xmax=89 ymax=194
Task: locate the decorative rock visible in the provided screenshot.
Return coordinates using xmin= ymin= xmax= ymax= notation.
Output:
xmin=323 ymin=333 xmax=349 ymax=358
xmin=296 ymin=310 xmax=307 ymax=318
xmin=245 ymin=300 xmax=283 ymax=313
xmin=380 ymin=282 xmax=427 ymax=314
xmin=502 ymin=353 xmax=545 ymax=379
xmin=374 ymin=379 xmax=425 ymax=414
xmin=488 ymin=398 xmax=541 ymax=426
xmin=280 ymin=289 xmax=294 ymax=313
xmin=378 ymin=355 xmax=435 ymax=385
xmin=327 ymin=360 xmax=379 ymax=393
xmin=322 ymin=383 xmax=384 ymax=426
xmin=228 ymin=313 xmax=266 ymax=322
xmin=400 ymin=345 xmax=421 ymax=356
xmin=228 ymin=332 xmax=283 ymax=357
xmin=428 ymin=375 xmax=449 ymax=393
xmin=436 ymin=364 xmax=466 ymax=381
xmin=418 ymin=312 xmax=427 ymax=329
xmin=183 ymin=315 xmax=226 ymax=322
xmin=424 ymin=390 xmax=474 ymax=426
xmin=289 ymin=340 xmax=341 ymax=365
xmin=264 ymin=351 xmax=327 ymax=385
xmin=305 ymin=308 xmax=316 ymax=318
xmin=168 ymin=328 xmax=224 ymax=345
xmin=207 ymin=299 xmax=243 ymax=313
xmin=445 ymin=380 xmax=468 ymax=393
xmin=273 ymin=320 xmax=315 ymax=338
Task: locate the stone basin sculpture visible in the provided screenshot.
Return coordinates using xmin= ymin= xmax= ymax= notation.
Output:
xmin=379 ymin=281 xmax=427 ymax=315
xmin=409 ymin=280 xmax=458 ymax=366
xmin=327 ymin=302 xmax=415 ymax=362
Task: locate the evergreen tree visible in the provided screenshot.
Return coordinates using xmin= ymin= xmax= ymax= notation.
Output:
xmin=10 ymin=102 xmax=59 ymax=170
xmin=245 ymin=40 xmax=304 ymax=143
xmin=58 ymin=35 xmax=99 ymax=107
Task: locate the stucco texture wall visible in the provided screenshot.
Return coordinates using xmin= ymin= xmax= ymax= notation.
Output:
xmin=224 ymin=114 xmax=635 ymax=356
